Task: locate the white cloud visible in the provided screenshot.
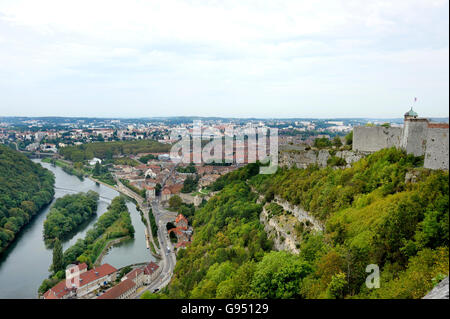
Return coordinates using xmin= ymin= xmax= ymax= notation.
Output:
xmin=0 ymin=0 xmax=448 ymax=117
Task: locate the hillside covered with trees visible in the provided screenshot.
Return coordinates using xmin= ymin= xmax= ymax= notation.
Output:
xmin=0 ymin=145 xmax=55 ymax=254
xmin=43 ymin=191 xmax=99 ymax=244
xmin=148 ymin=148 xmax=448 ymax=299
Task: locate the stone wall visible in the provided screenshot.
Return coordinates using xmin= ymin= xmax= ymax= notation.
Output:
xmin=401 ymin=119 xmax=428 ymax=156
xmin=353 ymin=126 xmax=402 ymax=152
xmin=279 ymin=149 xmax=365 ymax=169
xmin=424 ymin=128 xmax=449 ymax=170
xmin=352 ymin=119 xmax=449 ymax=170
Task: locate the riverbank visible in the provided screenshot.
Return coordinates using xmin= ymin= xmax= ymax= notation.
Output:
xmin=93 ymin=236 xmax=130 ymax=266
xmin=0 ymin=160 xmax=121 ymax=298
xmin=41 ymin=157 xmax=85 ymax=179
xmin=89 ymin=176 xmax=119 ymax=191
xmin=91 ymin=175 xmax=162 ymax=258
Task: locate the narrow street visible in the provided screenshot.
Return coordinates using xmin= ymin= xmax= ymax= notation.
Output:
xmin=133 ymin=200 xmax=177 ymax=298
xmin=111 ymin=176 xmax=178 ymax=298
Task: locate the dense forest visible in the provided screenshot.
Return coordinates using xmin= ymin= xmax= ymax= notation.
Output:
xmin=0 ymin=144 xmax=55 ymax=254
xmin=39 ymin=196 xmax=134 ymax=295
xmin=63 ymin=196 xmax=134 ymax=268
xmin=59 ymin=140 xmax=171 ymax=162
xmin=147 ymin=148 xmax=448 ymax=299
xmin=43 ymin=191 xmax=99 ymax=244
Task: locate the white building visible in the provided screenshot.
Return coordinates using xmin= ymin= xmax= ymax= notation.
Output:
xmin=89 ymin=157 xmax=102 ymax=166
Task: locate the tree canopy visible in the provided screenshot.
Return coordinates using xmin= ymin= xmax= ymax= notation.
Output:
xmin=0 ymin=145 xmax=55 ymax=253
xmin=43 ymin=191 xmax=99 ymax=244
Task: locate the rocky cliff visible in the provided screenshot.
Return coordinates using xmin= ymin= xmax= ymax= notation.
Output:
xmin=279 ymin=148 xmax=367 ymax=169
xmin=259 ymin=196 xmax=323 ymax=254
xmin=423 ymin=277 xmax=449 ymax=299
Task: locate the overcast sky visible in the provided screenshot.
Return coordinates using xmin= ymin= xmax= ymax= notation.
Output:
xmin=0 ymin=0 xmax=448 ymax=118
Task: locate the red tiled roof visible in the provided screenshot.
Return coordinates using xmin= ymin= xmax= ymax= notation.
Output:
xmin=97 ymin=279 xmax=135 ymax=299
xmin=78 ymin=264 xmax=117 ymax=287
xmin=168 ymin=183 xmax=183 ymax=194
xmin=176 ymin=241 xmax=191 ymax=248
xmin=69 ymin=263 xmax=87 ymax=273
xmin=175 ymin=214 xmax=188 ymax=226
xmin=43 ymin=280 xmax=73 ymax=299
xmin=143 ymin=262 xmax=159 ymax=276
xmin=124 ymin=268 xmax=143 ymax=281
xmin=428 ymin=123 xmax=449 ymax=129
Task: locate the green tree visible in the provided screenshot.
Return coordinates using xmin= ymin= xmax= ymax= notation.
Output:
xmin=169 ymin=195 xmax=183 ymax=210
xmin=93 ymin=162 xmax=102 ymax=176
xmin=345 ymin=131 xmax=353 ymax=146
xmin=327 ymin=272 xmax=348 ymax=299
xmin=251 ymin=251 xmax=312 ymax=298
xmin=332 ymin=136 xmax=343 ymax=147
xmin=52 ymin=238 xmax=64 ymax=273
xmin=314 ymin=137 xmax=332 ymax=148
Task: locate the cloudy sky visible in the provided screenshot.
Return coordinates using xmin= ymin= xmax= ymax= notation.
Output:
xmin=0 ymin=0 xmax=448 ymax=118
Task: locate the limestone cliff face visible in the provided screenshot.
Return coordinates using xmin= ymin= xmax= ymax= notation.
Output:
xmin=259 ymin=197 xmax=323 ymax=254
xmin=423 ymin=277 xmax=449 ymax=299
xmin=260 ymin=206 xmax=300 ymax=254
xmin=273 ymin=196 xmax=323 ymax=232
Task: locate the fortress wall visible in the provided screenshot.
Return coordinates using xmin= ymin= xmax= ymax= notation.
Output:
xmin=353 ymin=126 xmax=402 ymax=152
xmin=424 ymin=127 xmax=449 ymax=170
xmin=403 ymin=120 xmax=429 ymax=156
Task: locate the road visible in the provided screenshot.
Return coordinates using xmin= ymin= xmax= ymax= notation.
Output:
xmin=134 ymin=200 xmax=177 ymax=298
xmin=112 ymin=175 xmax=179 ymax=298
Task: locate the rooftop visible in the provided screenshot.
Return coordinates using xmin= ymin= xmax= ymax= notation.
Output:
xmin=143 ymin=262 xmax=159 ymax=275
xmin=97 ymin=278 xmax=136 ymax=299
xmin=405 ymin=107 xmax=418 ymax=117
xmin=43 ymin=280 xmax=73 ymax=299
xmin=76 ymin=263 xmax=117 ymax=287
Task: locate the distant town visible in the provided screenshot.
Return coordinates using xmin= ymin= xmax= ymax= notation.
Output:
xmin=3 ymin=115 xmax=442 ymax=152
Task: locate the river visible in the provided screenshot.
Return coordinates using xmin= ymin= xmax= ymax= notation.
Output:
xmin=0 ymin=159 xmax=154 ymax=299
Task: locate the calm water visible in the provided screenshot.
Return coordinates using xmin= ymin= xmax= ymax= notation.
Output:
xmin=0 ymin=160 xmax=153 ymax=299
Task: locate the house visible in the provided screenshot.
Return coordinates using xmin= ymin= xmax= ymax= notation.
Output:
xmin=175 ymin=214 xmax=188 ymax=229
xmin=144 ymin=185 xmax=155 ymax=200
xmin=161 ymin=187 xmax=172 ymax=201
xmin=43 ymin=263 xmax=117 ymax=299
xmin=97 ymin=279 xmax=136 ymax=299
xmin=142 ymin=262 xmax=160 ymax=284
xmin=97 ymin=268 xmax=142 ymax=300
xmin=75 ymin=263 xmax=117 ymax=298
xmin=42 ymin=279 xmax=76 ymax=299
xmin=168 ymin=214 xmax=192 ymax=249
xmin=97 ymin=263 xmax=160 ymax=299
xmin=122 ymin=268 xmax=145 ymax=287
